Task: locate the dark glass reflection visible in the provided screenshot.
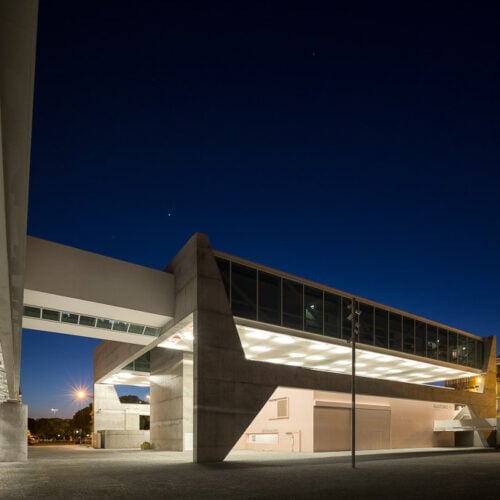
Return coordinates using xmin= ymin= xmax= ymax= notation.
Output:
xmin=457 ymin=334 xmax=467 ymax=365
xmin=427 ymin=325 xmax=437 ymax=358
xmin=403 ymin=317 xmax=415 ymax=354
xmin=62 ymin=312 xmax=78 ymax=324
xmin=215 ymin=258 xmax=231 ymax=300
xmin=415 ymin=321 xmax=426 ymax=357
xmin=467 ymin=337 xmax=476 ymax=368
xmin=24 ymin=306 xmax=41 ymax=318
xmin=375 ymin=308 xmax=388 ymax=348
xmin=389 ymin=313 xmax=402 ymax=351
xmin=231 ymin=263 xmax=257 ymax=319
xmin=258 ymin=271 xmax=281 ymax=325
xmin=324 ymin=293 xmax=341 ymax=338
xmin=437 ymin=328 xmax=448 ymax=361
xmin=359 ymin=303 xmax=374 ymax=345
xmin=448 ymin=331 xmax=458 ymax=363
xmin=42 ymin=309 xmax=60 ymax=321
xmin=283 ymin=279 xmax=303 ymax=329
xmin=304 ymin=286 xmax=323 ymax=334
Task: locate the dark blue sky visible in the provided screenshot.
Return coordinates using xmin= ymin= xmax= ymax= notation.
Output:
xmin=23 ymin=1 xmax=500 ymax=418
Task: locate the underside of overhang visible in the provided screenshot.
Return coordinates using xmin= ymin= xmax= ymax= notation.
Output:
xmin=0 ymin=0 xmax=38 ymax=402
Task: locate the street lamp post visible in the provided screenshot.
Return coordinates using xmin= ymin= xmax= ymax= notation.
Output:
xmin=347 ymin=298 xmax=361 ymax=469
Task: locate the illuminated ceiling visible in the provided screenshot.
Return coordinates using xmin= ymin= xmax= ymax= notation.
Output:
xmin=236 ymin=325 xmax=480 ymax=385
xmin=106 ymin=321 xmax=480 ymax=387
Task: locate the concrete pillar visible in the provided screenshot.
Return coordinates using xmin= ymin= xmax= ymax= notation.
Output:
xmin=150 ymin=348 xmax=193 ymax=451
xmin=0 ymin=401 xmax=27 ymax=462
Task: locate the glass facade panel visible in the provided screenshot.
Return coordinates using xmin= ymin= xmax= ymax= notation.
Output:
xmin=304 ymin=286 xmax=323 ymax=334
xmin=231 ymin=263 xmax=257 ymax=319
xmin=61 ymin=312 xmax=78 ymax=324
xmin=467 ymin=337 xmax=476 ymax=368
xmin=112 ymin=321 xmax=129 ymax=332
xmin=134 ymin=353 xmax=150 ymax=372
xmin=24 ymin=306 xmax=41 ymax=318
xmin=403 ymin=317 xmax=415 ymax=354
xmin=324 ymin=293 xmax=341 ymax=338
xmin=448 ymin=330 xmax=458 ymax=363
xmin=42 ymin=309 xmax=60 ymax=321
xmin=427 ymin=325 xmax=437 ymax=359
xmin=476 ymin=341 xmax=484 ymax=369
xmin=128 ymin=324 xmax=145 ymax=334
xmin=282 ymin=279 xmax=303 ymax=329
xmin=437 ymin=328 xmax=448 ymax=361
xmin=258 ymin=271 xmax=281 ymax=325
xmin=374 ymin=308 xmax=388 ymax=348
xmin=215 ymin=256 xmax=485 ymax=369
xmin=144 ymin=327 xmax=158 ymax=336
xmin=215 ymin=258 xmax=230 ymax=300
xmin=96 ymin=318 xmax=113 ymax=329
xmin=457 ymin=334 xmax=468 ymax=365
xmin=415 ymin=321 xmax=426 ymax=357
xmin=79 ymin=315 xmax=96 ymax=327
xmin=389 ymin=313 xmax=402 ymax=351
xmin=359 ymin=303 xmax=374 ymax=345
xmin=342 ymin=297 xmax=353 ymax=340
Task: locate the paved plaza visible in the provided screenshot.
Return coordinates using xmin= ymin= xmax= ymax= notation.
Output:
xmin=1 ymin=446 xmax=499 ymax=499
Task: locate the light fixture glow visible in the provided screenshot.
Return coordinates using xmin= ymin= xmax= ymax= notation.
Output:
xmin=306 ymin=355 xmax=325 ymax=361
xmin=249 ymin=345 xmax=271 ymax=353
xmin=244 ymin=329 xmax=271 ymax=340
xmin=272 ymin=335 xmax=296 ymax=345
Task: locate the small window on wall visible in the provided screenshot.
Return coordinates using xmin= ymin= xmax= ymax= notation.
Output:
xmin=272 ymin=398 xmax=289 ymax=419
xmin=248 ymin=434 xmax=278 ymax=444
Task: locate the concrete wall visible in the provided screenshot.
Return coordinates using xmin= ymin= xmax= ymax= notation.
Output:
xmin=94 ymin=341 xmax=146 ymax=383
xmin=234 ymin=387 xmax=314 ymax=452
xmin=94 ymin=384 xmax=149 ymax=432
xmin=0 ymin=402 xmax=27 ymax=461
xmin=235 ymin=388 xmax=455 ymax=453
xmin=150 ymin=349 xmax=193 ymax=451
xmin=96 ymin=430 xmax=150 ymax=449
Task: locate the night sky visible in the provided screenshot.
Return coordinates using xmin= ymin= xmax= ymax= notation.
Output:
xmin=23 ymin=1 xmax=500 ymax=418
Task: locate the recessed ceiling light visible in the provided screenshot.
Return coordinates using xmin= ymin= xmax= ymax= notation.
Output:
xmin=272 ymin=335 xmax=296 ymax=344
xmin=333 ymin=360 xmax=351 ymax=365
xmin=244 ymin=330 xmax=271 ymax=340
xmin=249 ymin=345 xmax=271 ymax=352
xmin=306 ymin=355 xmax=325 ymax=361
xmin=309 ymin=342 xmax=330 ymax=351
xmin=360 ymin=352 xmax=379 ymax=359
xmin=286 ymin=361 xmax=304 ymax=367
xmin=289 ymin=352 xmax=306 ymax=358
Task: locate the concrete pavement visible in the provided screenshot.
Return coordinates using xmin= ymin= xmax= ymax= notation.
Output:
xmin=0 ymin=446 xmax=499 ymax=499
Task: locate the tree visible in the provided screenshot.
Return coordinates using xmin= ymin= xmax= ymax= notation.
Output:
xmin=72 ymin=404 xmax=92 ymax=435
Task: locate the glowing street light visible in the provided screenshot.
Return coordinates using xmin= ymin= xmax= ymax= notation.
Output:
xmin=50 ymin=408 xmax=59 ymax=417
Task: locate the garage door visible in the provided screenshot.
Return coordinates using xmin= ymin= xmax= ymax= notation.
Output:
xmin=313 ymin=406 xmax=390 ymax=452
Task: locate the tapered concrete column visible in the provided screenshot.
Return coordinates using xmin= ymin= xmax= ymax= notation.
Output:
xmin=0 ymin=402 xmax=27 ymax=462
xmin=150 ymin=348 xmax=193 ymax=451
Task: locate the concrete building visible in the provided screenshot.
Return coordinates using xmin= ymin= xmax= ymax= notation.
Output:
xmin=0 ymin=0 xmax=498 ymax=463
